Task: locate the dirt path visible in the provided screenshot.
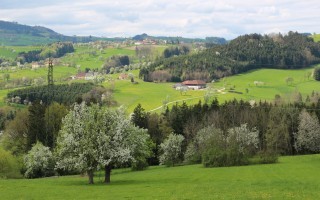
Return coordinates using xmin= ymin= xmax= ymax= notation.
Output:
xmin=148 ymin=96 xmax=204 ymax=112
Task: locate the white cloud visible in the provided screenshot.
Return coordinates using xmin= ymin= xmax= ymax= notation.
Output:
xmin=0 ymin=0 xmax=319 ymax=39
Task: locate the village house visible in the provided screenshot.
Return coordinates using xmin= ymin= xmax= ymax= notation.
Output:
xmin=181 ymin=80 xmax=206 ymax=90
xmin=31 ymin=62 xmax=40 ymax=69
xmin=173 ymin=83 xmax=188 ymax=90
xmin=85 ymin=72 xmax=96 ymax=80
xmin=75 ymin=72 xmax=86 ymax=80
xmin=118 ymin=73 xmax=128 ymax=80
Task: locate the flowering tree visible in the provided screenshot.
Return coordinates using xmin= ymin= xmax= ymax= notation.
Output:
xmin=24 ymin=142 xmax=55 ymax=178
xmin=159 ymin=133 xmax=184 ymax=166
xmin=294 ymin=110 xmax=320 ymax=153
xmin=56 ymin=103 xmax=150 ymax=184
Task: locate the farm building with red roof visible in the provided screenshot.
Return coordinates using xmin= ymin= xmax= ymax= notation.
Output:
xmin=181 ymin=80 xmax=206 ymax=90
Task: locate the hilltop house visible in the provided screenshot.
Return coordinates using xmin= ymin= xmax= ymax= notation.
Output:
xmin=182 ymin=80 xmax=206 ymax=90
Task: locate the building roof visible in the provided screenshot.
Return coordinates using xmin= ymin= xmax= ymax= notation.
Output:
xmin=76 ymin=72 xmax=86 ymax=78
xmin=182 ymin=80 xmax=206 ymax=85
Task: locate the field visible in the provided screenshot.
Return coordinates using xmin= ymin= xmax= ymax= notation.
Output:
xmin=107 ymin=66 xmax=320 ymax=113
xmin=0 ymin=154 xmax=319 ymax=199
xmin=61 ymin=46 xmax=136 ymax=71
xmin=311 ymin=34 xmax=320 ymax=42
xmin=209 ymin=67 xmax=320 ymax=103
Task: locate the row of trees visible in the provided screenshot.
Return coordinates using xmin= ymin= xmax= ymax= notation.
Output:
xmin=131 ymin=94 xmax=320 ymax=166
xmin=17 ymin=42 xmax=74 ymax=63
xmin=140 ymin=32 xmax=320 ymax=82
xmin=1 ymin=95 xmax=320 ymax=182
xmin=6 ymin=82 xmax=116 ymax=106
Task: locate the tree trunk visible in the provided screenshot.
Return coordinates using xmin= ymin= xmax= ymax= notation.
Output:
xmin=104 ymin=165 xmax=112 ymax=184
xmin=87 ymin=169 xmax=94 ymax=184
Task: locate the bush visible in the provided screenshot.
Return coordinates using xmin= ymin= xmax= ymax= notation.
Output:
xmin=250 ymin=150 xmax=278 ymax=164
xmin=194 ymin=124 xmax=260 ymax=167
xmin=184 ymin=142 xmax=201 ymax=164
xmin=159 ymin=133 xmax=184 ymax=166
xmin=314 ymin=67 xmax=320 ymax=81
xmin=24 ymin=142 xmax=55 ymax=178
xmin=0 ymin=148 xmax=22 ymax=178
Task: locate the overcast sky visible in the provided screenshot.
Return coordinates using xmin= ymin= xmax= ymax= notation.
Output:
xmin=0 ymin=0 xmax=319 ymax=39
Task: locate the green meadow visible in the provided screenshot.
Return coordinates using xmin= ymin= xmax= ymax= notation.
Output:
xmin=109 ymin=79 xmax=205 ymax=112
xmin=108 ymin=66 xmax=320 ymax=113
xmin=61 ymin=46 xmax=136 ymax=71
xmin=311 ymin=34 xmax=320 ymax=42
xmin=210 ymin=67 xmax=320 ymax=103
xmin=0 ymin=46 xmax=42 ymax=60
xmin=0 ymin=154 xmax=319 ymax=199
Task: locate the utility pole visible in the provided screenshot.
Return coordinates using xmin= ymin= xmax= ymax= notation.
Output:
xmin=48 ymin=58 xmax=54 ymax=86
xmin=47 ymin=57 xmax=54 ymax=148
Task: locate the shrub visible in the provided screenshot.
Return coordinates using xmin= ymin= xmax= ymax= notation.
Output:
xmin=184 ymin=142 xmax=201 ymax=164
xmin=197 ymin=124 xmax=260 ymax=167
xmin=24 ymin=142 xmax=55 ymax=178
xmin=250 ymin=150 xmax=279 ymax=164
xmin=131 ymin=139 xmax=154 ymax=171
xmin=159 ymin=133 xmax=184 ymax=166
xmin=314 ymin=67 xmax=320 ymax=81
xmin=0 ymin=148 xmax=22 ymax=178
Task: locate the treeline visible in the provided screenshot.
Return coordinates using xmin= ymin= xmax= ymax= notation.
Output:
xmin=163 ymin=45 xmax=190 ymax=58
xmin=7 ymin=82 xmax=94 ymax=105
xmin=131 ymin=94 xmax=320 ymax=166
xmin=102 ymin=55 xmax=130 ymax=74
xmin=141 ymin=32 xmax=320 ymax=82
xmin=17 ymin=42 xmax=74 ymax=63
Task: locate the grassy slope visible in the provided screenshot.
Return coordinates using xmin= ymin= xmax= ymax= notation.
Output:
xmin=0 ymin=154 xmax=319 ymax=199
xmin=109 ymin=79 xmax=204 ymax=112
xmin=0 ymin=46 xmax=43 ymax=60
xmin=109 ymin=67 xmax=320 ymax=113
xmin=210 ymin=67 xmax=320 ymax=102
xmin=311 ymin=34 xmax=320 ymax=42
xmin=61 ymin=46 xmax=136 ymax=71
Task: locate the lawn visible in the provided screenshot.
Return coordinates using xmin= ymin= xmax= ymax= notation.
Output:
xmin=0 ymin=154 xmax=319 ymax=199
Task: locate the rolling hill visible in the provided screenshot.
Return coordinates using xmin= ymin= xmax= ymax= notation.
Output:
xmin=0 ymin=21 xmax=123 ymax=46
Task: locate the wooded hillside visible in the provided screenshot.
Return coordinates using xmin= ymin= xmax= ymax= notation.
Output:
xmin=141 ymin=32 xmax=320 ymax=82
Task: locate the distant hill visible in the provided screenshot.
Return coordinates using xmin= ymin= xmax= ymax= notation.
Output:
xmin=0 ymin=21 xmax=110 ymax=45
xmin=0 ymin=21 xmax=227 ymax=46
xmin=141 ymin=32 xmax=320 ymax=82
xmin=132 ymin=33 xmax=227 ymax=45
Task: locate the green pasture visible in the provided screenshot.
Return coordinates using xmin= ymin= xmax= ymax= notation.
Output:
xmin=311 ymin=34 xmax=320 ymax=42
xmin=0 ymin=66 xmax=77 ymax=81
xmin=210 ymin=67 xmax=320 ymax=102
xmin=61 ymin=47 xmax=136 ymax=71
xmin=0 ymin=154 xmax=319 ymax=199
xmin=108 ymin=67 xmax=320 ymax=113
xmin=0 ymin=46 xmax=43 ymax=60
xmin=106 ymin=78 xmax=205 ymax=113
